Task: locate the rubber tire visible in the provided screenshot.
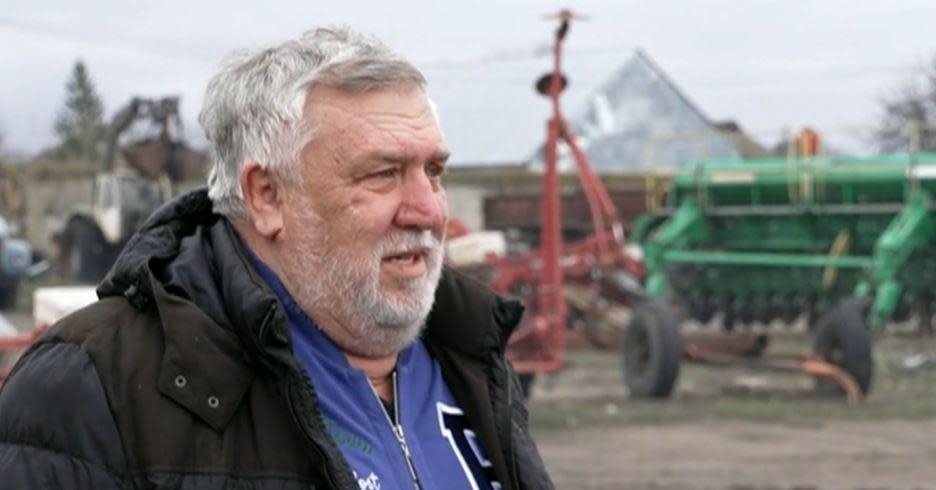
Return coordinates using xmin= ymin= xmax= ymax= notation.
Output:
xmin=62 ymin=219 xmax=109 ymax=283
xmin=0 ymin=277 xmax=18 ymax=309
xmin=812 ymin=298 xmax=874 ymax=395
xmin=620 ymin=301 xmax=683 ymax=398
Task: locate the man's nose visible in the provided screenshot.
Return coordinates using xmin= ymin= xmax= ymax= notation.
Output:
xmin=394 ymin=169 xmax=446 ymax=230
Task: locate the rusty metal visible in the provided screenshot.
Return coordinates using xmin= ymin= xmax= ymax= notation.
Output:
xmin=683 ymin=343 xmax=864 ymax=403
xmin=680 ymin=332 xmax=770 ymax=358
xmin=801 ymin=357 xmax=863 ymax=404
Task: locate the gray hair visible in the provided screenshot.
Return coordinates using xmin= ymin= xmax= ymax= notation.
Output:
xmin=198 ymin=26 xmax=427 ymax=218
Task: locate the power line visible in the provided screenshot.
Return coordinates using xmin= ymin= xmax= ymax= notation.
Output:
xmin=3 ymin=14 xmax=925 ymax=83
xmin=0 ymin=15 xmax=214 ymax=63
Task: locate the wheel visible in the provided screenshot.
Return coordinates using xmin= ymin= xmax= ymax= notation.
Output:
xmin=620 ymin=301 xmax=683 ymax=398
xmin=66 ymin=238 xmax=86 ymax=280
xmin=518 ymin=373 xmax=535 ymax=400
xmin=61 ymin=219 xmax=110 ymax=283
xmin=812 ymin=298 xmax=873 ymax=395
xmin=0 ymin=276 xmax=18 ymax=309
xmin=913 ymin=298 xmax=933 ymax=335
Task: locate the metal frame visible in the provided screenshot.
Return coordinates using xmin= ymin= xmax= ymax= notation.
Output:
xmin=489 ymin=11 xmax=642 ymax=375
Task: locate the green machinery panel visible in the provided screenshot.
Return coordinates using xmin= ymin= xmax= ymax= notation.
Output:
xmin=633 ymin=153 xmax=936 ymax=330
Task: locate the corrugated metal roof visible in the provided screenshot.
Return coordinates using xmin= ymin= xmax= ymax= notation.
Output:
xmin=531 ymin=49 xmax=742 ymax=172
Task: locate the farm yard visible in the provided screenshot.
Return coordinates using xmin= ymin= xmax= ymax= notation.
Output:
xmin=529 ymin=332 xmax=936 ymax=489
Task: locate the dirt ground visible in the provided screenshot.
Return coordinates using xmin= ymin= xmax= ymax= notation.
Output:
xmin=527 ymin=332 xmax=936 ymax=490
xmin=535 ymin=419 xmax=936 ymax=490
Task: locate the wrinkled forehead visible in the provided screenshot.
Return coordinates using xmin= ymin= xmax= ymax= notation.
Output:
xmin=304 ymin=82 xmax=437 ymax=125
xmin=303 ymin=84 xmax=446 ymax=159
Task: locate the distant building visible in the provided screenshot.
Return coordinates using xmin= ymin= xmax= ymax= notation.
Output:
xmin=531 ymin=49 xmax=765 ymax=171
xmin=442 ymin=49 xmax=765 ymax=236
xmin=712 ymin=120 xmax=769 ymax=159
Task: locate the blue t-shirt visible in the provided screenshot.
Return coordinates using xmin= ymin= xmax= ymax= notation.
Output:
xmin=251 ymin=256 xmax=500 ymax=490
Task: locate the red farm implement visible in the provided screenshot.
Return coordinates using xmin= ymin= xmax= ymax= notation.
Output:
xmin=480 ymin=11 xmax=645 ymax=394
xmin=464 ymin=11 xmax=864 ymax=401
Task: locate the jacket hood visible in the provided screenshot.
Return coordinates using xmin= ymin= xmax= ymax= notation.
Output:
xmin=97 ymin=189 xmax=286 ymax=372
xmin=97 ymin=188 xmax=216 ymax=309
xmin=97 ymin=189 xmax=525 ymax=363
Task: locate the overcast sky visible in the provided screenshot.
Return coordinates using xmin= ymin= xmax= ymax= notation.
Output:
xmin=2 ymin=0 xmax=934 ymax=162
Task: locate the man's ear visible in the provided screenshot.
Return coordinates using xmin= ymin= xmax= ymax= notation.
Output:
xmin=240 ymin=161 xmax=284 ymax=239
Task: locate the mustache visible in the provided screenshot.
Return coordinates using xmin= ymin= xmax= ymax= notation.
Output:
xmin=376 ymin=230 xmax=442 ymax=257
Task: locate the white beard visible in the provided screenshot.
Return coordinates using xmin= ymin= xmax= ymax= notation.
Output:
xmin=279 ymin=206 xmax=444 ymax=357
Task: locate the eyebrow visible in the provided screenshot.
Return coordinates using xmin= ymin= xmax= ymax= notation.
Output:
xmin=371 ymin=150 xmax=451 ymax=164
xmin=433 ymin=150 xmax=452 ymax=163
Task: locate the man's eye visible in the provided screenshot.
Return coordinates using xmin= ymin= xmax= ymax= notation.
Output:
xmin=426 ymin=163 xmax=445 ymax=179
xmin=371 ymin=168 xmax=398 ymax=180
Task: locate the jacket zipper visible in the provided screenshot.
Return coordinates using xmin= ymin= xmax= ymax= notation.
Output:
xmin=369 ymin=372 xmax=422 ymax=490
xmin=285 ymin=370 xmax=343 ymax=489
xmin=504 ymin=365 xmax=520 ymax=490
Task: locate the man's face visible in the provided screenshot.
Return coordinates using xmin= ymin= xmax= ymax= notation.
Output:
xmin=278 ymin=84 xmax=449 ymax=357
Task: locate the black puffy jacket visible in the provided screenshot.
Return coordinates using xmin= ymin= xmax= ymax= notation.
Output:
xmin=0 ymin=189 xmax=554 ymax=489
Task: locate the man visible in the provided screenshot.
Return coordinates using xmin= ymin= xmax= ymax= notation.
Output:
xmin=0 ymin=27 xmax=553 ymax=489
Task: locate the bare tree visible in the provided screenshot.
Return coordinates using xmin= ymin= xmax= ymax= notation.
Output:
xmin=875 ymin=57 xmax=936 ymax=153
